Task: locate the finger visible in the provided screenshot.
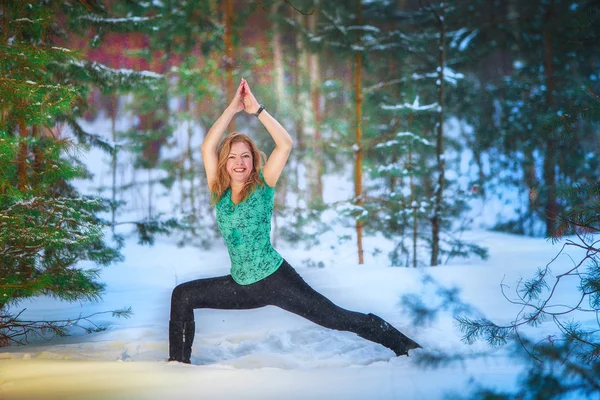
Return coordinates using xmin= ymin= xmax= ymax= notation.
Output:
xmin=244 ymin=81 xmax=253 ymax=95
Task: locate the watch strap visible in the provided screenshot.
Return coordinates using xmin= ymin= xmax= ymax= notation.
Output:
xmin=254 ymin=104 xmax=265 ymax=117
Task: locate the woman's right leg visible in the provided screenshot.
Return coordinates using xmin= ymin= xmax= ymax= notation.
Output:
xmin=169 ymin=275 xmax=264 ymax=363
xmin=261 ymin=261 xmax=420 ymax=356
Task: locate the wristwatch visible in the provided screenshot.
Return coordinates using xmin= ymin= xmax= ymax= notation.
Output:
xmin=254 ymin=104 xmax=265 ymax=117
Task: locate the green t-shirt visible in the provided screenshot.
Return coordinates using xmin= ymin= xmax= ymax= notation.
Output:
xmin=215 ymin=170 xmax=283 ymax=285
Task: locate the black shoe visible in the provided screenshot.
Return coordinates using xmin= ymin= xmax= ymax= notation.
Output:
xmin=168 ymin=320 xmax=195 ymax=364
xmin=359 ymin=313 xmax=421 ymax=357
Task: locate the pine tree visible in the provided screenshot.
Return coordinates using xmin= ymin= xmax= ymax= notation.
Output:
xmin=352 ymin=0 xmax=487 ymax=266
xmin=77 ymin=0 xmax=225 ymax=247
xmin=0 ymin=1 xmax=134 ymax=346
xmin=455 ymin=77 xmax=600 ymax=400
xmin=432 ymin=4 xmax=600 ymax=396
xmin=464 ymin=0 xmax=600 ymax=237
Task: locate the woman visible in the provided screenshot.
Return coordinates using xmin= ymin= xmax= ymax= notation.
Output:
xmin=168 ymin=78 xmax=420 ymax=364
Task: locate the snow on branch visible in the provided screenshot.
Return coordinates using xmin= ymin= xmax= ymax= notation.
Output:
xmin=78 ymin=15 xmax=160 ymax=24
xmin=375 ymin=131 xmax=432 ymax=149
xmin=365 ymin=68 xmax=464 ymax=93
xmin=13 ymin=18 xmax=43 ymax=23
xmin=449 ymin=28 xmax=479 ymax=52
xmin=412 ymin=68 xmax=464 ymax=85
xmin=346 ymin=25 xmax=381 ymax=34
xmin=381 ymin=96 xmax=441 ymax=112
xmin=70 ymin=60 xmax=163 ymax=80
xmin=396 ymin=131 xmax=432 ymax=145
xmin=320 ymin=10 xmax=348 ymax=36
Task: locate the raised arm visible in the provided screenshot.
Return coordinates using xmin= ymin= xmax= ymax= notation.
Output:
xmin=242 ymin=79 xmax=293 ymax=187
xmin=201 ymin=80 xmax=245 ymax=190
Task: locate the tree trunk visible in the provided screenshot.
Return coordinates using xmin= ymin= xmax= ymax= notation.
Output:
xmin=273 ymin=173 xmax=287 ymax=248
xmin=308 ymin=2 xmax=323 ymax=203
xmin=410 ymin=146 xmax=417 ymax=268
xmin=0 ymin=106 xmax=5 ymax=194
xmin=2 ymin=2 xmax=8 ymax=44
xmin=271 ymin=1 xmax=285 ymax=112
xmin=186 ymin=94 xmax=197 ymax=217
xmin=294 ymin=11 xmax=308 ymax=151
xmin=31 ymin=125 xmax=41 ymax=177
xmin=355 ymin=0 xmax=364 ymax=265
xmin=523 ymin=146 xmax=538 ymax=235
xmin=17 ymin=117 xmax=28 ymax=191
xmin=147 ymin=169 xmax=153 ymax=218
xmin=542 ymin=3 xmax=557 ymax=237
xmin=431 ymin=3 xmax=446 ymax=266
xmin=110 ymin=95 xmax=118 ymax=232
xmin=271 ymin=0 xmax=286 ymax=244
xmin=224 ymin=0 xmax=235 ymax=132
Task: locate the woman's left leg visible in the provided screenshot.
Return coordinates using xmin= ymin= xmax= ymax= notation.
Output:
xmin=261 ymin=260 xmax=420 ymax=356
xmin=169 ymin=274 xmax=266 ymax=363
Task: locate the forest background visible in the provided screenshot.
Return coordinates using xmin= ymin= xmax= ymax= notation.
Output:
xmin=1 ymin=0 xmax=600 ymax=398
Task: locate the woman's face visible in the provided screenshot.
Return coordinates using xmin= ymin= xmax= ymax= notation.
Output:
xmin=226 ymin=141 xmax=253 ymax=184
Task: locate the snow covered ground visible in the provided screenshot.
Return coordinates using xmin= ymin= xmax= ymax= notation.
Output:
xmin=0 ymin=229 xmax=585 ymax=400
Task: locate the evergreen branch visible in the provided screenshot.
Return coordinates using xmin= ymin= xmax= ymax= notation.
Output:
xmin=456 ymin=316 xmax=512 ymax=346
xmin=256 ymin=0 xmax=314 ymax=15
xmin=410 ymin=347 xmax=495 ymax=369
xmin=0 ymin=307 xmax=132 ymax=347
xmin=461 ymin=233 xmax=600 ymax=365
xmin=58 ymin=116 xmax=114 ymax=153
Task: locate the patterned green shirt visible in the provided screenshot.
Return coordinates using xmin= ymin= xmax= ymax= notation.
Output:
xmin=215 ymin=170 xmax=283 ymax=285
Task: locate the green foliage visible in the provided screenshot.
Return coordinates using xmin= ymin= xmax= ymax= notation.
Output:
xmin=464 ymin=0 xmax=600 ymax=237
xmin=0 ymin=136 xmax=123 ymax=344
xmin=356 ymin=1 xmax=487 ymax=266
xmin=0 ymin=0 xmax=137 ymax=346
xmin=2 ymin=308 xmax=132 ymax=346
xmin=399 ymin=62 xmax=600 ymax=396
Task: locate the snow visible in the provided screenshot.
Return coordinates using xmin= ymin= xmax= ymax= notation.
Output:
xmin=458 ymin=29 xmax=478 ymax=52
xmin=381 ymin=95 xmax=440 ymax=112
xmin=347 ymin=25 xmax=381 ymax=34
xmin=13 ymin=18 xmax=39 ymax=23
xmin=0 ymin=231 xmax=584 ymax=399
xmin=79 ymin=15 xmax=159 ymax=23
xmin=396 ymin=131 xmax=432 ymax=146
xmin=71 ymin=60 xmax=163 ymax=79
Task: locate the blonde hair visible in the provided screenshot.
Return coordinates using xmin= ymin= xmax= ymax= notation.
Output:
xmin=211 ymin=133 xmax=267 ymax=205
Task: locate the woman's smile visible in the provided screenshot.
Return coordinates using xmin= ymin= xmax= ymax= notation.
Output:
xmin=227 ymin=142 xmax=253 ymax=183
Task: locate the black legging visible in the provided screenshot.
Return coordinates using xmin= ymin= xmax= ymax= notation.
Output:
xmin=170 ymin=259 xmax=369 ymax=333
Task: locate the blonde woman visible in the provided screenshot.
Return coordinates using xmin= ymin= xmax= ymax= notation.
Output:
xmin=168 ymin=78 xmax=420 ymax=363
